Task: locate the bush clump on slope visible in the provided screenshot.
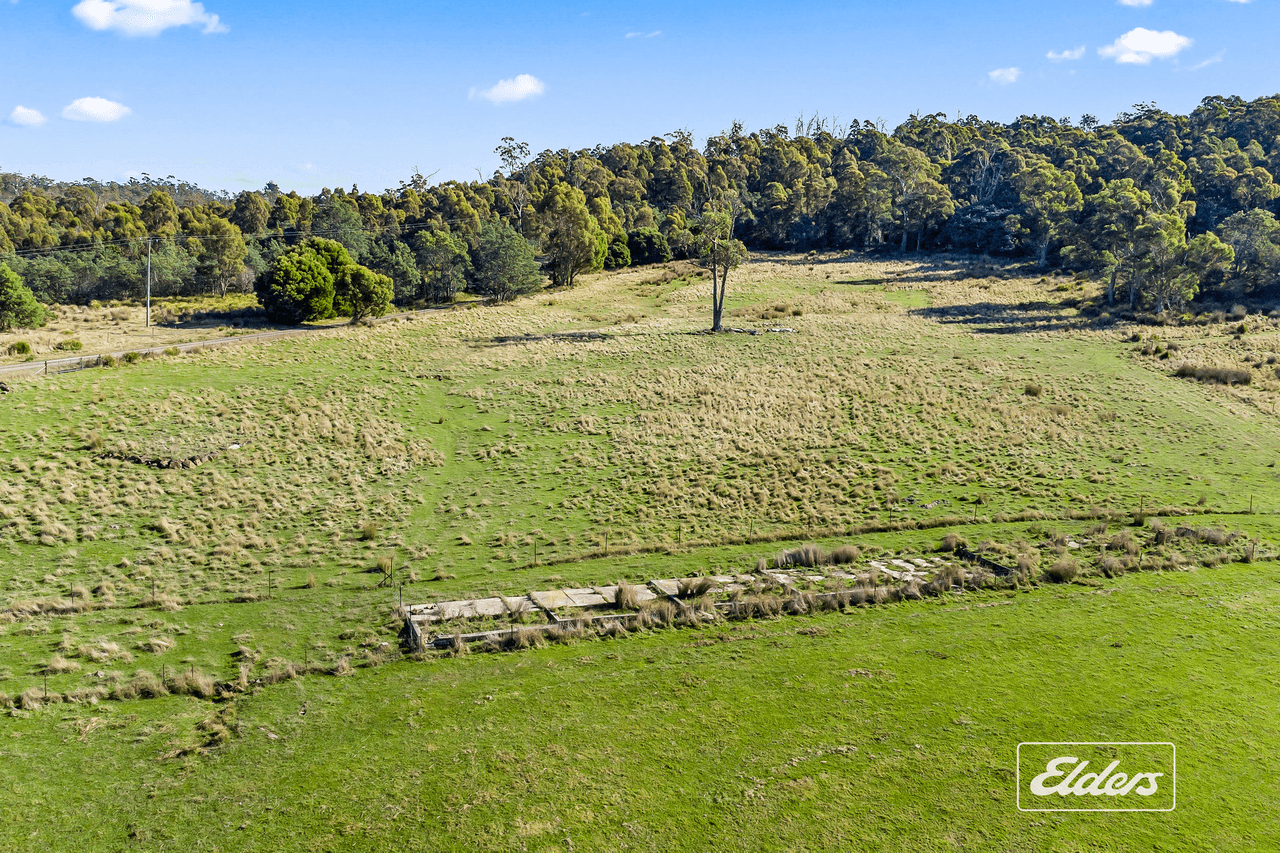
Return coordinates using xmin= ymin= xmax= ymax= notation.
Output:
xmin=0 ymin=262 xmax=48 ymax=332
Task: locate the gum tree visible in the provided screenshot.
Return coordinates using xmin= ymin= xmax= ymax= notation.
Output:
xmin=697 ymin=210 xmax=748 ymax=332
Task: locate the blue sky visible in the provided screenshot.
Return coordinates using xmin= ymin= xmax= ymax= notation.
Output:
xmin=2 ymin=0 xmax=1276 ymax=195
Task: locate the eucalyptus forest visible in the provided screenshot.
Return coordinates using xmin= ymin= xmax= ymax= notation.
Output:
xmin=2 ymin=93 xmax=1280 ymax=323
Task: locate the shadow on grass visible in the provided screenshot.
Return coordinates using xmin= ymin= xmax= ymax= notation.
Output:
xmin=910 ymin=300 xmax=1103 ymax=334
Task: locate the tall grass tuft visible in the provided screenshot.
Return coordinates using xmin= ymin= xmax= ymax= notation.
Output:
xmin=645 ymin=600 xmax=677 ymax=627
xmin=677 ymin=576 xmax=715 ymax=598
xmin=828 ymin=544 xmax=861 ymax=564
xmin=112 ymin=669 xmax=169 ymax=700
xmin=614 ymin=582 xmax=642 ymax=611
xmin=1042 ymin=558 xmax=1079 ymax=584
xmin=172 ymin=668 xmax=216 ymax=698
xmin=775 ymin=544 xmax=825 ymax=568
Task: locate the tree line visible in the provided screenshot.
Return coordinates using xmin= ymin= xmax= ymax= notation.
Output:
xmin=2 ymin=92 xmax=1279 ymax=325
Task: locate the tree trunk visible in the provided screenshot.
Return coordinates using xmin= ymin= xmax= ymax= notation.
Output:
xmin=711 ymin=268 xmax=726 ymax=332
xmin=1036 ymin=237 xmax=1049 ymax=269
xmin=709 ymin=256 xmax=721 ymax=331
xmin=1108 ymin=267 xmax=1117 ymax=307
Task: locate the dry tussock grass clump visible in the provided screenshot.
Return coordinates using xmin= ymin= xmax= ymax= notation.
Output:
xmin=827 ymin=544 xmax=861 ymax=564
xmin=171 ymin=668 xmax=216 ymax=698
xmin=65 ymin=685 xmax=109 ymax=705
xmin=139 ymin=593 xmax=183 ymax=612
xmin=1107 ymin=529 xmax=1140 ymax=556
xmin=775 ymin=544 xmax=825 ymax=568
xmin=1042 ymin=558 xmax=1079 ymax=584
xmin=44 ymin=653 xmax=80 ymax=674
xmin=676 ymin=576 xmax=715 ymax=598
xmin=137 ymin=635 xmax=175 ymax=654
xmin=614 ymin=582 xmax=642 ymax=610
xmin=644 ymin=600 xmax=678 ymax=627
xmin=19 ymin=687 xmax=60 ymax=709
xmin=78 ymin=640 xmax=131 ymax=664
xmin=262 ymin=662 xmax=301 ymax=685
xmin=112 ymin=669 xmax=168 ymax=700
xmin=1174 ymin=363 xmax=1251 ymax=386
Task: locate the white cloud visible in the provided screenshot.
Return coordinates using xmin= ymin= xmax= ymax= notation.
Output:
xmin=1117 ymin=0 xmax=1153 ymax=6
xmin=71 ymin=0 xmax=227 ymax=36
xmin=1191 ymin=50 xmax=1225 ymax=70
xmin=1047 ymin=46 xmax=1085 ymax=61
xmin=62 ymin=96 xmax=132 ymax=122
xmin=988 ymin=67 xmax=1021 ymax=85
xmin=625 ymin=30 xmax=661 ymax=38
xmin=1099 ymin=27 xmax=1192 ymax=63
xmin=1224 ymin=0 xmax=1251 ymax=3
xmin=470 ymin=74 xmax=545 ymax=104
xmin=8 ymin=105 xmax=46 ymax=126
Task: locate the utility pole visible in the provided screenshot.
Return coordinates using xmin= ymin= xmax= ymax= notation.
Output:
xmin=146 ymin=238 xmax=152 ymax=328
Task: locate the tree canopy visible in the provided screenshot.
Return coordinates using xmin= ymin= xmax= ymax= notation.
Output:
xmin=5 ymin=93 xmax=1280 ymax=315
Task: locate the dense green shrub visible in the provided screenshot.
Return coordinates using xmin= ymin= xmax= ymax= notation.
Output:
xmin=337 ymin=265 xmax=394 ymax=322
xmin=627 ymin=228 xmax=673 ymax=266
xmin=604 ymin=235 xmax=632 ymax=270
xmin=0 ymin=263 xmax=48 ymax=332
xmin=256 ymin=247 xmax=337 ymax=324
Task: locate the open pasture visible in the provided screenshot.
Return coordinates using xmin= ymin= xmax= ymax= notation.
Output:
xmin=2 ymin=253 xmax=1280 ymax=850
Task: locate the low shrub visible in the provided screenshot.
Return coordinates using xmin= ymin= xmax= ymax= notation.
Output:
xmin=55 ymin=339 xmax=83 ymax=352
xmin=7 ymin=341 xmax=31 ymax=356
xmin=122 ymin=351 xmax=142 ymax=364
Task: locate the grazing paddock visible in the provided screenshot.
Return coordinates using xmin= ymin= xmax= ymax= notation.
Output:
xmin=1 ymin=254 xmax=1280 ymax=850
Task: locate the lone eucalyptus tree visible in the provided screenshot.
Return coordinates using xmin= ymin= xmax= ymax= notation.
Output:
xmin=698 ymin=210 xmax=748 ymax=332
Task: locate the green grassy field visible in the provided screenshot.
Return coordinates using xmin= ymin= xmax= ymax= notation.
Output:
xmin=2 ymin=253 xmax=1279 ymax=850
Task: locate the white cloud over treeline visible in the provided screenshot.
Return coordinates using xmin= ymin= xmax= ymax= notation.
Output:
xmin=470 ymin=74 xmax=545 ymax=104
